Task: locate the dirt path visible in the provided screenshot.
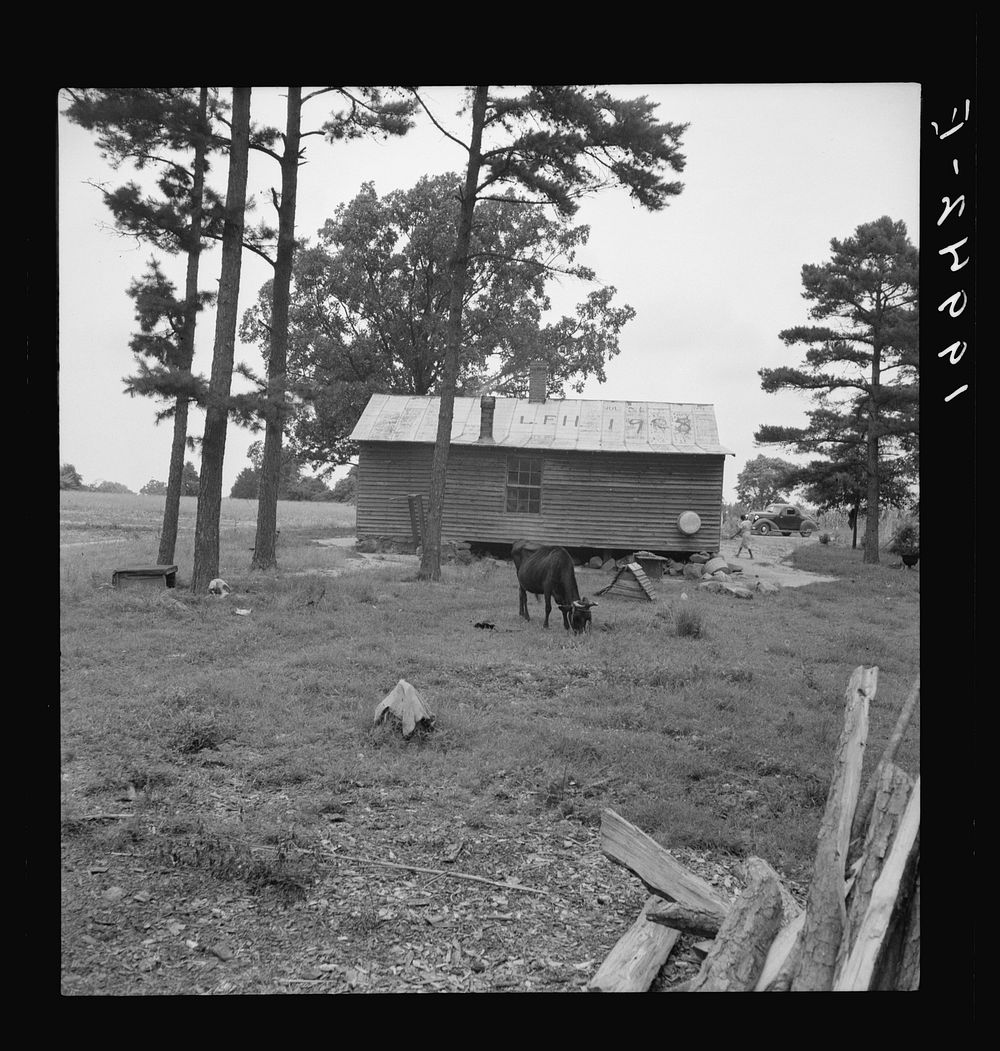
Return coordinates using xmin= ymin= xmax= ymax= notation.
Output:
xmin=713 ymin=536 xmax=837 ymax=588
xmin=312 ymin=537 xmax=837 ymax=588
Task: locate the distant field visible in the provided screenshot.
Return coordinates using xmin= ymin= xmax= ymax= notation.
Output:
xmin=60 ymin=491 xmax=919 ymax=994
xmin=60 ymin=490 xmax=356 ymax=539
xmin=60 ymin=491 xmax=357 ymax=587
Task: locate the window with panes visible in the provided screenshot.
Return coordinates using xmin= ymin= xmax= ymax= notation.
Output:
xmin=505 ymin=456 xmax=542 ymax=513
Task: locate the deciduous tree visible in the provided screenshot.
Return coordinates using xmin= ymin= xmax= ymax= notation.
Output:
xmin=757 ymin=217 xmax=918 ymax=564
xmin=735 ymin=455 xmax=796 ymax=509
xmin=60 ymin=463 xmax=85 ymax=490
xmin=241 ymin=173 xmax=635 ymax=470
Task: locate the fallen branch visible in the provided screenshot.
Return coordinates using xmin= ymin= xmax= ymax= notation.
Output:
xmin=645 ymin=902 xmax=724 ymax=938
xmin=321 ymin=849 xmax=550 ymax=896
xmin=74 ymin=813 xmax=134 ymax=821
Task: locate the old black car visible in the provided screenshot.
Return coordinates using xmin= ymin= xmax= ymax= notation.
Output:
xmin=749 ymin=503 xmax=817 ymax=537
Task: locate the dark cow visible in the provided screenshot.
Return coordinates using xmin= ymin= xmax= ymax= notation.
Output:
xmin=512 ymin=541 xmax=597 ymax=633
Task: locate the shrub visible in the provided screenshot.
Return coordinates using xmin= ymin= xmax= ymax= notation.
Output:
xmin=887 ymin=519 xmax=920 ymax=556
xmin=818 ymin=532 xmax=832 ymax=545
xmin=675 ymin=606 xmax=705 ymax=639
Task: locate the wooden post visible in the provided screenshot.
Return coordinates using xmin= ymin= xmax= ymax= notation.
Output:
xmin=834 ymin=777 xmax=920 ymax=990
xmin=848 ymin=676 xmax=919 ymax=868
xmin=843 ymin=761 xmax=914 ymax=961
xmin=407 ymin=494 xmax=423 ymax=546
xmin=894 ymin=868 xmax=920 ymax=990
xmin=791 ymin=665 xmax=876 ymax=991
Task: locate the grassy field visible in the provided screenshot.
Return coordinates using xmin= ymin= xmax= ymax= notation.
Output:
xmin=60 ymin=491 xmax=919 ymax=994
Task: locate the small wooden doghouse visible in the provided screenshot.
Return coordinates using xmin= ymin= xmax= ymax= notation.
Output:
xmin=349 ymin=364 xmax=733 ymax=556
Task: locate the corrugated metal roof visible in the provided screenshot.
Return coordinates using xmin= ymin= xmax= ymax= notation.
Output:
xmin=349 ymin=394 xmax=733 ymax=455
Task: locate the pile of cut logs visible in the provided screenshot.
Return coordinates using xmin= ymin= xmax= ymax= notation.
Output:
xmin=590 ymin=666 xmax=920 ymax=991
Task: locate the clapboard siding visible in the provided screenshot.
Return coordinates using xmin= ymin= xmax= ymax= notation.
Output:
xmin=357 ymin=442 xmax=725 ymax=551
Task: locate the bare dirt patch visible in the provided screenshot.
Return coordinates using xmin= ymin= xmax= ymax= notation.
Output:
xmin=713 ymin=537 xmax=838 ymax=589
xmin=310 ymin=536 xmax=836 ymax=589
xmin=61 ymin=755 xmax=780 ymax=994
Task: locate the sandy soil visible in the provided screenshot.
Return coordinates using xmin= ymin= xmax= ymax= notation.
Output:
xmin=710 ymin=536 xmax=838 ymax=589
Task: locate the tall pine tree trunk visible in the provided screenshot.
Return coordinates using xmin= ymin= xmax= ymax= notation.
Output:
xmin=252 ymin=88 xmax=302 ymax=571
xmin=417 ymin=86 xmax=488 ymax=582
xmin=192 ymin=87 xmax=251 ymax=592
xmin=159 ymin=87 xmax=209 ymax=566
xmin=863 ymin=344 xmax=882 ymax=564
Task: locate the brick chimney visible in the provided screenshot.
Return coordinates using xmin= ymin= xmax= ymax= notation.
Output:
xmin=528 ymin=360 xmax=548 ymax=403
xmin=479 ymin=395 xmax=496 ymax=441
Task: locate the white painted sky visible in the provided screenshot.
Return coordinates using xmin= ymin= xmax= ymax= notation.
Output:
xmin=57 ymin=84 xmax=920 ymax=502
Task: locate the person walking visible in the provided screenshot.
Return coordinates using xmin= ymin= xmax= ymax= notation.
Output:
xmin=732 ymin=513 xmax=754 ymax=558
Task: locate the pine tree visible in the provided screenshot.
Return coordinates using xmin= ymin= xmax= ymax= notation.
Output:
xmin=409 ymin=86 xmax=688 ymax=580
xmin=757 ymin=217 xmax=918 ymax=564
xmin=64 ymin=87 xmax=221 ymax=564
xmin=758 ymin=401 xmax=915 ymax=549
xmin=192 ymin=87 xmax=252 ymax=592
xmin=241 ymin=88 xmax=415 ymax=570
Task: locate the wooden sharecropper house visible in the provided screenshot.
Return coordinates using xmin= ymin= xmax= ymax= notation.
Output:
xmin=349 ymin=370 xmax=733 ymax=556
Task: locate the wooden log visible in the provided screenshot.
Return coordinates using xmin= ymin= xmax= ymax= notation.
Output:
xmin=848 ymin=676 xmax=919 ymax=868
xmin=843 ymin=761 xmax=914 ymax=962
xmin=757 ymin=911 xmax=805 ymax=991
xmin=870 ymin=857 xmax=918 ymax=991
xmin=599 ymin=809 xmax=729 ymax=915
xmin=588 ymin=895 xmax=681 ymax=992
xmin=751 ymin=874 xmax=804 ymax=991
xmin=756 ymin=876 xmax=839 ymax=991
xmin=833 ymin=776 xmax=920 ymax=990
xmin=688 ymin=857 xmax=785 ymax=991
xmin=894 ymin=867 xmax=920 ymax=990
xmin=791 ymin=665 xmax=876 ymax=991
xmin=645 ymin=901 xmax=724 ymax=938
